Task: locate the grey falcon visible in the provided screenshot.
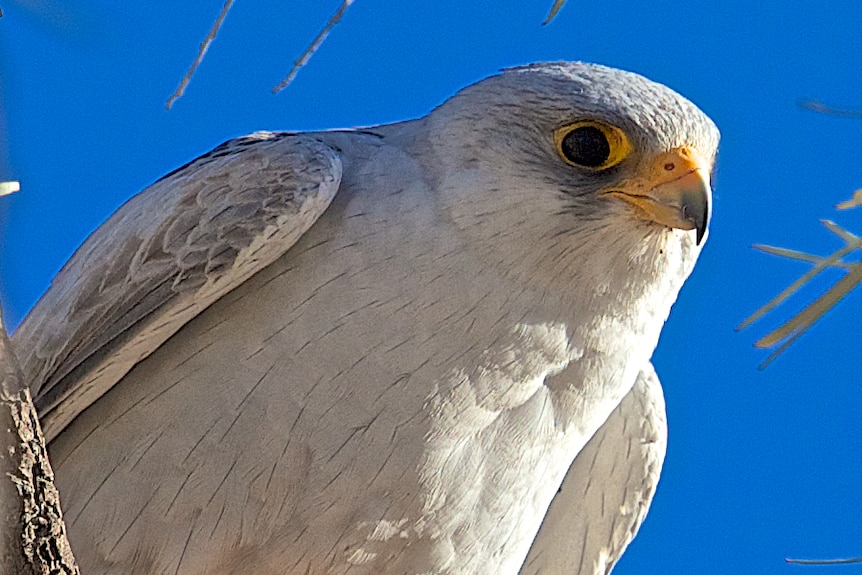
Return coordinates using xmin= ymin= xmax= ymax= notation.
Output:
xmin=13 ymin=62 xmax=719 ymax=574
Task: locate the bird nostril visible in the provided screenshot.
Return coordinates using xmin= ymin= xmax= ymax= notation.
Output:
xmin=663 ymin=162 xmax=675 ymax=172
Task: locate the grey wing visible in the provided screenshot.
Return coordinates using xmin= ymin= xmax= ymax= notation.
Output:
xmin=13 ymin=132 xmax=342 ymax=441
xmin=520 ymin=363 xmax=667 ymax=575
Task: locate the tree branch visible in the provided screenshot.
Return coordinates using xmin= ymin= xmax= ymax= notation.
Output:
xmin=786 ymin=556 xmax=862 ymax=565
xmin=166 ymin=0 xmax=235 ymax=110
xmin=272 ymin=0 xmax=355 ymax=94
xmin=0 ymin=307 xmax=79 ymax=574
xmin=799 ymin=98 xmax=862 ymax=118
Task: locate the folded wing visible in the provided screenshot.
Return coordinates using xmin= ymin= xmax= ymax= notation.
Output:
xmin=520 ymin=364 xmax=667 ymax=575
xmin=13 ymin=133 xmax=342 ymax=441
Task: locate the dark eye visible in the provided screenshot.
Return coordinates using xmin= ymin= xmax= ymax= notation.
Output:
xmin=560 ymin=126 xmax=610 ymax=167
xmin=554 ymin=121 xmax=631 ymax=170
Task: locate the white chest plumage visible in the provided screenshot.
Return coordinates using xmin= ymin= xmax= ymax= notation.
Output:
xmin=19 ymin=62 xmax=717 ymax=575
xmin=47 ymin=138 xmax=681 ymax=574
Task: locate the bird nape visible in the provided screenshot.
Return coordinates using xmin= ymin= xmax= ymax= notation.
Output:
xmin=14 ymin=62 xmax=718 ymax=575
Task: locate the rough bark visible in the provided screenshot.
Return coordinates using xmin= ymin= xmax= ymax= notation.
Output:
xmin=0 ymin=309 xmax=78 ymax=575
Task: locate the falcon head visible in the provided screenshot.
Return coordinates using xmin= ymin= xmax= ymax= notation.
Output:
xmin=421 ymin=62 xmax=719 ymax=320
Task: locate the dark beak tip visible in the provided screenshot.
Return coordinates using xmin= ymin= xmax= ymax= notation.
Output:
xmin=682 ymin=203 xmax=709 ymax=246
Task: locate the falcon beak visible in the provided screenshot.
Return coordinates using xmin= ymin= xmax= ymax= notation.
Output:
xmin=603 ymin=147 xmax=712 ymax=245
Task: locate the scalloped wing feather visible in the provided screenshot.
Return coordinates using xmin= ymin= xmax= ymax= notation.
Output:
xmin=13 ymin=132 xmax=342 ymax=441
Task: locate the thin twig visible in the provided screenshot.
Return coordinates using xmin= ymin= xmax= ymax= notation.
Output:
xmin=755 ymin=258 xmax=862 ymax=368
xmin=0 ymin=181 xmax=19 ymax=196
xmin=166 ymin=0 xmax=235 ymax=110
xmin=752 ymin=245 xmax=854 ymax=270
xmin=786 ymin=556 xmax=862 ymax=565
xmin=799 ymin=99 xmax=862 ymax=118
xmin=738 ymin=218 xmax=862 ymax=367
xmin=272 ymin=0 xmax=355 ymax=94
xmin=821 ymin=219 xmax=858 ymax=242
xmin=755 ymin=249 xmax=862 ymax=347
xmin=836 ymin=189 xmax=862 ymax=210
xmin=736 ymin=234 xmax=862 ymax=331
xmin=543 ymin=0 xmax=568 ymax=24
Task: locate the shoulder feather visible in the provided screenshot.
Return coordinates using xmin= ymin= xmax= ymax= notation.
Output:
xmin=14 ymin=132 xmax=342 ymax=441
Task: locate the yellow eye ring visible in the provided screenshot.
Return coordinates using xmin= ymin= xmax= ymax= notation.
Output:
xmin=554 ymin=121 xmax=631 ymax=170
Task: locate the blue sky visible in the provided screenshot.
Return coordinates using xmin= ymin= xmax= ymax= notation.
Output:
xmin=2 ymin=1 xmax=862 ymax=573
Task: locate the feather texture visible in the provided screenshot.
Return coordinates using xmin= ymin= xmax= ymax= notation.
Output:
xmin=16 ymin=133 xmax=341 ymax=440
xmin=14 ymin=62 xmax=717 ymax=574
